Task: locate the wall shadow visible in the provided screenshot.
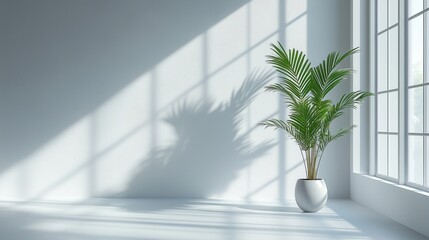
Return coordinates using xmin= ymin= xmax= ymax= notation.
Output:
xmin=0 ymin=0 xmax=356 ymax=201
xmin=0 ymin=0 xmax=249 ymax=174
xmin=115 ymin=71 xmax=275 ymax=201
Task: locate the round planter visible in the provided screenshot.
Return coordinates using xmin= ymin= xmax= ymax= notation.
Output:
xmin=295 ymin=179 xmax=328 ymax=212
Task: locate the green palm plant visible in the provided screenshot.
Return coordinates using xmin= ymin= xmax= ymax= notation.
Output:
xmin=259 ymin=42 xmax=372 ymax=180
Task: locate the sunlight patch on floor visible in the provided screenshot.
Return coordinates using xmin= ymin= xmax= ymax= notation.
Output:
xmin=0 ymin=199 xmax=427 ymax=240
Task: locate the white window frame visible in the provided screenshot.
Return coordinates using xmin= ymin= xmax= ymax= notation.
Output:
xmin=370 ymin=0 xmax=429 ymax=192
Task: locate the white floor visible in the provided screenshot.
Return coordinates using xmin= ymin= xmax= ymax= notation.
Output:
xmin=0 ymin=199 xmax=427 ymax=240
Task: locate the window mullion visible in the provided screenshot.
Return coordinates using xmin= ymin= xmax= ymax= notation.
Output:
xmin=424 ymin=3 xmax=428 ymax=187
xmin=387 ymin=0 xmax=391 ymax=177
xmin=398 ymin=0 xmax=407 ymax=185
xmin=369 ymin=0 xmax=377 ymax=176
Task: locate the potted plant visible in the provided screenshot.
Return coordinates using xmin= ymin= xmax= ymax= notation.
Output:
xmin=259 ymin=42 xmax=372 ymax=212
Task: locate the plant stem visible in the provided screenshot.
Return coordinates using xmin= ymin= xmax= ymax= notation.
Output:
xmin=305 ymin=150 xmax=311 ymax=179
xmin=299 ymin=146 xmax=308 ymax=178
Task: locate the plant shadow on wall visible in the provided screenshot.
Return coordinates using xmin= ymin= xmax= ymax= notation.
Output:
xmin=118 ymin=71 xmax=275 ymax=201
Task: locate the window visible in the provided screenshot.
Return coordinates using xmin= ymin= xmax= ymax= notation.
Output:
xmin=374 ymin=0 xmax=429 ymax=190
xmin=376 ymin=0 xmax=399 ymax=180
xmin=407 ymin=0 xmax=429 ymax=188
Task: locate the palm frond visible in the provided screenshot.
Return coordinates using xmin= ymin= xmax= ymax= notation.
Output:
xmin=258 ymin=119 xmax=288 ymax=131
xmin=336 ymin=90 xmax=374 ymax=110
xmin=311 ymin=47 xmax=359 ymax=99
xmin=260 ymin=44 xmax=371 ymax=179
xmin=266 ymin=42 xmax=312 ymax=101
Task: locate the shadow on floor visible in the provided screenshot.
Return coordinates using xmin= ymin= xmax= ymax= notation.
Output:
xmin=237 ymin=204 xmax=301 ymax=213
xmin=1 ymin=199 xmax=428 ymax=240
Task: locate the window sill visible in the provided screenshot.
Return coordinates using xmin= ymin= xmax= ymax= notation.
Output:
xmin=351 ymin=172 xmax=429 ymax=237
xmin=353 ymin=173 xmax=429 ymax=197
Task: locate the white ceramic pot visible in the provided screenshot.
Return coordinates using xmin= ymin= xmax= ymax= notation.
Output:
xmin=295 ymin=179 xmax=328 ymax=212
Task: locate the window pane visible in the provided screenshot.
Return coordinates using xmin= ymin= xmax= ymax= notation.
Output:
xmin=389 ymin=0 xmax=399 ymax=26
xmin=426 ymin=86 xmax=429 ymax=134
xmin=409 ymin=0 xmax=424 ymax=17
xmin=388 ymin=27 xmax=399 ymax=89
xmin=409 ymin=87 xmax=424 ymax=133
xmin=424 ymin=137 xmax=429 ymax=187
xmin=378 ymin=32 xmax=388 ymax=91
xmin=378 ymin=93 xmax=388 ymax=132
xmin=408 ymin=136 xmax=424 ymax=185
xmin=389 ymin=135 xmax=398 ymax=179
xmin=389 ymin=91 xmax=398 ymax=132
xmin=409 ymin=16 xmax=424 ymax=86
xmin=426 ymin=12 xmax=429 ymax=83
xmin=378 ymin=0 xmax=388 ymax=31
xmin=378 ymin=134 xmax=388 ymax=176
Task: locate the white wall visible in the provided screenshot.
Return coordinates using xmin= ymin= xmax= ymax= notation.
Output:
xmin=0 ymin=0 xmax=351 ymax=202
